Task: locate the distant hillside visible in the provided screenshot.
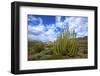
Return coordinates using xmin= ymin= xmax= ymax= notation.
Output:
xmin=76 ymin=36 xmax=87 ymax=41
xmin=76 ymin=36 xmax=88 ymax=57
xmin=76 ymin=36 xmax=88 ymax=47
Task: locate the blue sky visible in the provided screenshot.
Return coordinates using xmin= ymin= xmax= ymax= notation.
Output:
xmin=28 ymin=15 xmax=88 ymax=42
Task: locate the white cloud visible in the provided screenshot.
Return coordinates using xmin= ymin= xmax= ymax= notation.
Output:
xmin=77 ymin=31 xmax=88 ymax=37
xmin=64 ymin=17 xmax=88 ymax=37
xmin=44 ymin=28 xmax=57 ymax=41
xmin=38 ymin=17 xmax=43 ymax=25
xmin=55 ymin=16 xmax=66 ymax=29
xmin=28 ymin=23 xmax=57 ymax=42
xmin=74 ymin=25 xmax=81 ymax=33
xmin=28 ymin=16 xmax=88 ymax=42
xmin=56 ymin=16 xmax=61 ymax=22
xmin=28 ymin=16 xmax=37 ymax=21
xmin=28 ymin=25 xmax=45 ymax=35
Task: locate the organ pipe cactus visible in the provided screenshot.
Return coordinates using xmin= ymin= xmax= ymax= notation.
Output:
xmin=68 ymin=30 xmax=79 ymax=57
xmin=53 ymin=25 xmax=79 ymax=57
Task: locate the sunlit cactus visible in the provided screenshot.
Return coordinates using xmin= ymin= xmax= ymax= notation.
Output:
xmin=53 ymin=24 xmax=79 ymax=57
xmin=67 ymin=30 xmax=79 ymax=57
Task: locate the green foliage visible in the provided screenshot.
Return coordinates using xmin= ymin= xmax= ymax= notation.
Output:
xmin=53 ymin=26 xmax=79 ymax=57
xmin=39 ymin=55 xmax=52 ymax=60
xmin=28 ymin=41 xmax=45 ymax=53
xmin=67 ymin=30 xmax=79 ymax=57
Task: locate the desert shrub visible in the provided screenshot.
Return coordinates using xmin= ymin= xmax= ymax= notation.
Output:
xmin=30 ymin=49 xmax=53 ymax=60
xmin=39 ymin=55 xmax=52 ymax=60
xmin=28 ymin=48 xmax=36 ymax=55
xmin=31 ymin=53 xmax=41 ymax=60
xmin=37 ymin=43 xmax=44 ymax=52
xmin=31 ymin=51 xmax=45 ymax=60
xmin=30 ymin=41 xmax=45 ymax=53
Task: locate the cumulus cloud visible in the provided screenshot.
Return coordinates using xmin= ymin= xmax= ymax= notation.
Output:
xmin=28 ymin=15 xmax=88 ymax=42
xmin=63 ymin=17 xmax=88 ymax=37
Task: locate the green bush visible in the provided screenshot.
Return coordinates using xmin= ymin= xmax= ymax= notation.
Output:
xmin=29 ymin=41 xmax=45 ymax=53
xmin=39 ymin=55 xmax=52 ymax=60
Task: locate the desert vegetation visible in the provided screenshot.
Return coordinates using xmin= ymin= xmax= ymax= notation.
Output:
xmin=28 ymin=25 xmax=88 ymax=61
